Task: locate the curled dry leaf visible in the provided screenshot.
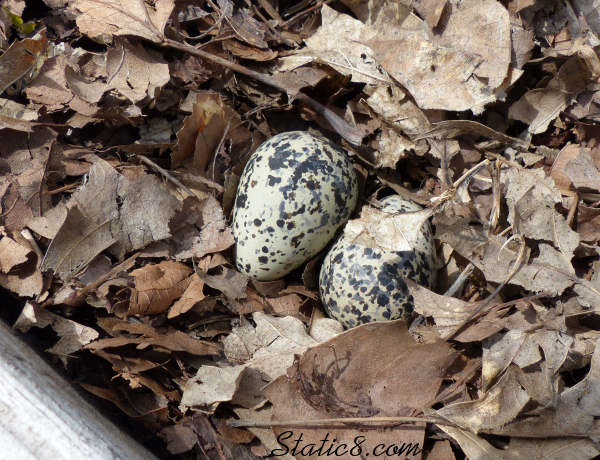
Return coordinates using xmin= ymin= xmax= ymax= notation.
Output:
xmin=129 ymin=260 xmax=192 ymax=315
xmin=173 ymin=92 xmax=226 ymax=170
xmin=509 ymin=50 xmax=599 ymax=134
xmin=435 ymin=365 xmax=530 ymax=433
xmin=168 ymin=273 xmax=205 ymax=319
xmin=14 ymin=302 xmax=99 ymax=359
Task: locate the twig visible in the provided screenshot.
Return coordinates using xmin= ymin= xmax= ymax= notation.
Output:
xmin=229 ymin=416 xmax=597 ymax=438
xmin=282 ymin=0 xmax=332 ymax=26
xmin=229 ymin=415 xmax=448 ymax=428
xmin=211 ymin=118 xmax=231 ymax=183
xmin=160 ymin=38 xmax=364 ymax=146
xmin=445 ymin=234 xmax=527 ymax=341
xmin=45 ymin=182 xmax=80 ymax=195
xmin=133 ymin=154 xmax=203 ymax=200
xmin=62 ymin=252 xmax=142 ymax=307
xmin=444 ymin=263 xmax=474 ymax=298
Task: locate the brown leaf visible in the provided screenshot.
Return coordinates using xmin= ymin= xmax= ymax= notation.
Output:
xmin=576 ymin=204 xmax=600 ymax=243
xmin=40 ymin=205 xmax=116 ymax=281
xmin=105 ymin=38 xmax=170 ymax=104
xmin=172 ymin=92 xmax=226 ymax=169
xmin=129 ymin=260 xmax=193 ymax=315
xmin=233 ymin=407 xmax=292 ymax=459
xmin=216 ymin=0 xmax=268 ymax=48
xmin=222 ymin=39 xmax=277 ymax=61
xmin=14 ymin=302 xmax=99 ymax=358
xmin=264 ymin=321 xmax=456 ymax=457
xmin=86 ymin=332 xmax=220 ymax=355
xmin=168 ymin=273 xmax=206 ymax=319
xmin=0 ymin=235 xmax=31 ymax=273
xmin=0 ymin=29 xmax=48 ymax=95
xmin=551 ymin=144 xmax=600 ymax=192
xmin=71 ymin=0 xmax=175 ymax=43
xmin=158 ymin=423 xmax=198 ymax=455
xmin=213 ymin=416 xmax=254 ymax=444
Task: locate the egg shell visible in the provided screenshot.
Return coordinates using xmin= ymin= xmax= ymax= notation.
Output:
xmin=232 ymin=131 xmax=358 ymax=281
xmin=319 ymin=195 xmax=435 ymax=329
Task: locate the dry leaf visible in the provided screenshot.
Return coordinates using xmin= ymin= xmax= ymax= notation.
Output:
xmin=0 ymin=235 xmax=31 ymax=273
xmin=264 ymin=321 xmax=456 ymax=458
xmin=509 ymin=51 xmax=597 ymax=134
xmin=279 ymin=5 xmax=389 ymax=86
xmin=129 ymin=260 xmax=192 ymax=315
xmin=551 ymin=143 xmax=600 ymax=192
xmin=105 ymin=38 xmax=170 ymax=104
xmin=40 ymin=205 xmax=116 ymax=281
xmin=180 ymin=312 xmax=324 ymax=411
xmin=71 ymin=0 xmax=175 ymax=43
xmin=0 ymin=28 xmax=47 ymax=95
xmin=173 ymin=196 xmax=235 ymax=260
xmin=502 ymin=167 xmax=580 ymax=259
xmin=172 ymin=92 xmax=226 ymax=169
xmin=367 ymin=0 xmax=510 ymax=112
xmin=14 ymin=302 xmax=99 ymax=359
xmin=168 ymin=273 xmax=206 ymax=318
xmin=158 ymin=424 xmax=198 ymax=455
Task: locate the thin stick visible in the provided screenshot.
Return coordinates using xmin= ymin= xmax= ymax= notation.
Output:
xmin=161 ymin=38 xmax=364 ymax=146
xmin=134 ymin=154 xmax=203 ymax=200
xmin=229 ymin=415 xmax=446 ymax=428
xmin=446 ymin=234 xmax=527 ymax=341
xmin=229 ymin=416 xmax=596 ymax=439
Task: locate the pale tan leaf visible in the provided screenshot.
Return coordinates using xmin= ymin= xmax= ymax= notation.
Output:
xmin=71 ymin=0 xmax=175 ymax=43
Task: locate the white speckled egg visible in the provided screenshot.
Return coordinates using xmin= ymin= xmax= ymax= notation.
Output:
xmin=232 ymin=131 xmax=358 ymax=281
xmin=319 ymin=195 xmax=435 ymax=329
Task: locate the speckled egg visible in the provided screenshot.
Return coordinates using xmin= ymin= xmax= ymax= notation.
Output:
xmin=319 ymin=195 xmax=435 ymax=329
xmin=232 ymin=131 xmax=358 ymax=281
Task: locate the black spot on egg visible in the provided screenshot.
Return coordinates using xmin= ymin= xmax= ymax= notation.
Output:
xmin=319 ymin=195 xmax=435 ymax=329
xmin=232 ymin=131 xmax=358 ymax=281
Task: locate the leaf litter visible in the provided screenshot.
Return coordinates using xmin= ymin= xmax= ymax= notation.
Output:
xmin=2 ymin=0 xmax=600 ymax=458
